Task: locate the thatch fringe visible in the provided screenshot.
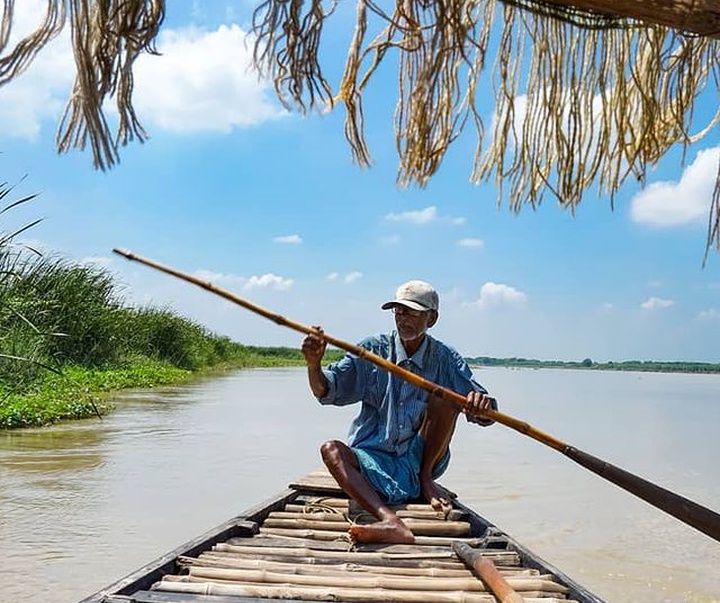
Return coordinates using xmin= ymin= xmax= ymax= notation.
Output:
xmin=251 ymin=0 xmax=720 ymax=254
xmin=0 ymin=1 xmax=164 ymax=170
xmin=1 ymin=1 xmax=719 ymax=254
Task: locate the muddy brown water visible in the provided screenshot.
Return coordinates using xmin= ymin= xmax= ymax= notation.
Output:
xmin=1 ymin=367 xmax=718 ymax=603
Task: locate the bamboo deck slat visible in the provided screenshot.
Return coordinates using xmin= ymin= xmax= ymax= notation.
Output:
xmin=228 ymin=535 xmax=458 ymax=555
xmin=276 ymin=507 xmax=464 ymax=520
xmin=149 ymin=470 xmax=582 ymax=602
xmin=262 ymin=516 xmax=472 ymax=536
xmin=179 ymin=553 xmax=544 ymax=577
xmin=186 ymin=565 xmax=569 ymax=593
xmin=295 ymin=496 xmax=449 ymax=511
xmin=157 ymin=576 xmax=576 ymax=603
xmin=258 ymin=526 xmax=484 ymax=547
xmin=288 ymin=472 xmax=345 ymax=494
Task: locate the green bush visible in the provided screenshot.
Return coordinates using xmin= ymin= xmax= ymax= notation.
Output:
xmin=0 ymin=191 xmax=333 ymax=429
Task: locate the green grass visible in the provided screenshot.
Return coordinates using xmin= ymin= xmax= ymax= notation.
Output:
xmin=0 ymin=193 xmax=346 ymax=430
xmin=0 ymin=348 xmax=345 ymax=429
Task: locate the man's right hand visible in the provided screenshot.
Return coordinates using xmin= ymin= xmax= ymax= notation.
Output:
xmin=464 ymin=391 xmax=497 ymax=426
xmin=302 ymin=327 xmax=327 ymax=366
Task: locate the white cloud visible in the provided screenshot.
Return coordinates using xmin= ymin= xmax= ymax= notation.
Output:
xmin=131 ymin=24 xmax=284 ymax=132
xmin=630 ymin=147 xmax=720 ymax=226
xmin=273 ymin=234 xmax=302 ymax=244
xmin=244 ymin=273 xmax=293 ymax=291
xmin=492 ymin=92 xmax=606 ymax=159
xmin=0 ymin=2 xmax=74 ymax=140
xmin=194 ymin=269 xmax=291 ymax=290
xmin=640 ymin=297 xmax=675 ymax=310
xmin=384 ymin=206 xmax=464 ymax=225
xmin=195 ymin=269 xmax=246 ymax=287
xmin=327 ymin=271 xmax=362 ymax=283
xmin=0 ymin=14 xmax=284 ymax=140
xmin=458 ymin=238 xmax=483 ymax=248
xmin=467 ymin=282 xmax=528 ymax=310
xmin=385 ymin=206 xmax=437 ymax=224
xmin=697 ymin=309 xmax=720 ymax=320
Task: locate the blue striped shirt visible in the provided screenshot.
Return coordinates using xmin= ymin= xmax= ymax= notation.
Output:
xmin=319 ymin=331 xmax=486 ymax=456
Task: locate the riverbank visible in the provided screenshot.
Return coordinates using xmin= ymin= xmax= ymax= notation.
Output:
xmin=0 ymin=348 xmax=343 ymax=430
xmin=469 ymin=356 xmax=720 ymax=374
xmin=1 ymin=236 xmax=352 ymax=430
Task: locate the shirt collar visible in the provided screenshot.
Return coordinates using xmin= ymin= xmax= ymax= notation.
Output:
xmin=393 ymin=331 xmax=430 ymax=369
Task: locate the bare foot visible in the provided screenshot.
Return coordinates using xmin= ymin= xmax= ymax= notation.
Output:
xmin=421 ymin=477 xmax=453 ymax=515
xmin=348 ymin=518 xmax=415 ymax=544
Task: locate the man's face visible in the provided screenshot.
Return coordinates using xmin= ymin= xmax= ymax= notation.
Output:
xmin=392 ymin=306 xmax=438 ymax=346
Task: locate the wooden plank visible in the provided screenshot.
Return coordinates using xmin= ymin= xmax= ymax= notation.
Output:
xmin=288 ymin=480 xmax=345 ymax=495
xmin=542 ymin=0 xmax=720 ymax=39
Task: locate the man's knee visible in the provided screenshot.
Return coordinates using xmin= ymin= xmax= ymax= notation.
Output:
xmin=320 ymin=439 xmax=353 ymax=470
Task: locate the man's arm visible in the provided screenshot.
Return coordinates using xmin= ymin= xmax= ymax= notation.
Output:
xmin=301 ymin=327 xmax=329 ymax=399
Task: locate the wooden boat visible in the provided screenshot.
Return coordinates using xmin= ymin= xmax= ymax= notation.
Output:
xmin=79 ymin=469 xmax=605 ymax=603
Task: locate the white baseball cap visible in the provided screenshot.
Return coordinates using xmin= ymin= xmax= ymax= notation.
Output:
xmin=381 ymin=280 xmax=439 ymax=312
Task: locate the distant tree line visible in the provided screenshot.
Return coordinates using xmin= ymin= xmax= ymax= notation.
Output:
xmin=467 ymin=356 xmax=720 ymax=374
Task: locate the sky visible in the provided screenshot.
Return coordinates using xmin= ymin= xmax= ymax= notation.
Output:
xmin=1 ymin=1 xmax=719 ymax=363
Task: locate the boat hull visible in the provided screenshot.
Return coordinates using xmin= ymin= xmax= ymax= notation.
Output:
xmin=78 ymin=471 xmax=605 ymax=603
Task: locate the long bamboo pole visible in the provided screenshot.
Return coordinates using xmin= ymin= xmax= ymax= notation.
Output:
xmin=112 ymin=248 xmax=720 ymax=544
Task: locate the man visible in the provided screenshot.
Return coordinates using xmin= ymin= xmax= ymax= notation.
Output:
xmin=301 ymin=280 xmax=497 ymax=544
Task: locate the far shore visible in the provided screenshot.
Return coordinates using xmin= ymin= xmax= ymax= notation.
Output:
xmin=467 ymin=357 xmax=720 ymax=374
xmin=5 ymin=350 xmax=717 ymax=431
xmin=0 ymin=349 xmax=344 ymax=431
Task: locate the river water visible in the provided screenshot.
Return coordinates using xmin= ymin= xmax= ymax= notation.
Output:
xmin=0 ymin=367 xmax=718 ymax=603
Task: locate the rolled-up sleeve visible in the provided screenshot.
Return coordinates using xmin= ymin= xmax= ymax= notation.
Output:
xmin=319 ymin=367 xmax=339 ymax=404
xmin=318 ymin=352 xmax=364 ymax=406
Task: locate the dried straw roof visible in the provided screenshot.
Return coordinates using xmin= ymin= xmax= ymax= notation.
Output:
xmin=1 ymin=1 xmax=719 ymax=254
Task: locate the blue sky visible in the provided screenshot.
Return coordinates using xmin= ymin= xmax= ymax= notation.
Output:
xmin=1 ymin=1 xmax=719 ymax=363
